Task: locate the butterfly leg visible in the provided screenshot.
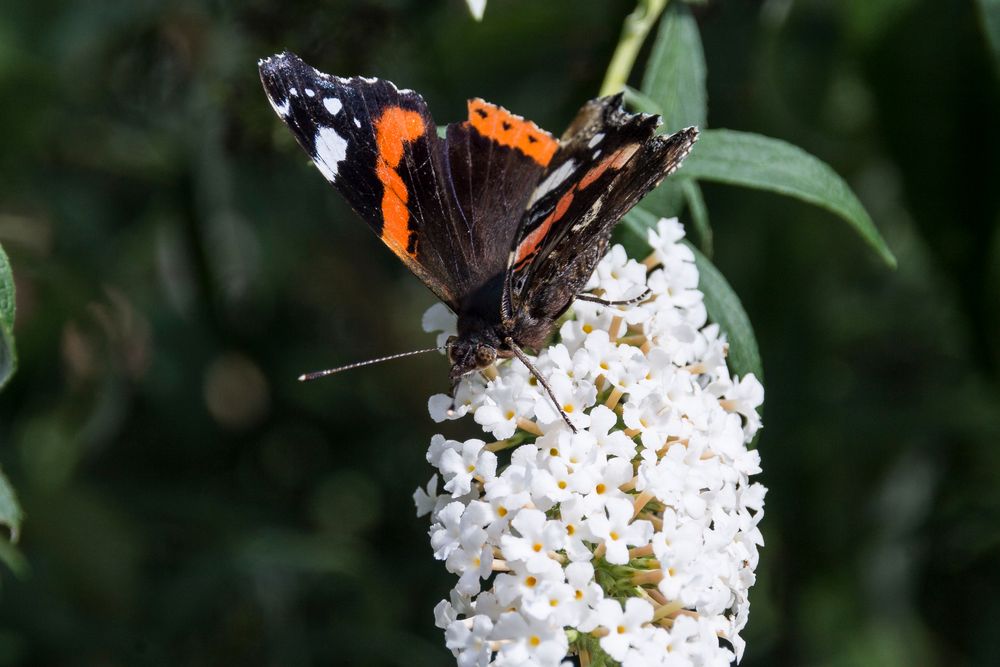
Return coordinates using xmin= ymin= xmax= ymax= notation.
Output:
xmin=505 ymin=338 xmax=577 ymax=434
xmin=576 ymin=288 xmax=651 ymax=307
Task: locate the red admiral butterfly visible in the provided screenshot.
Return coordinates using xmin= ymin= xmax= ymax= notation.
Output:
xmin=259 ymin=52 xmax=697 ymax=431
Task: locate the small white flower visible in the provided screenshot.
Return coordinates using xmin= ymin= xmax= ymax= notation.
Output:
xmin=580 ymin=457 xmax=634 ymax=515
xmin=588 ymin=405 xmax=638 ymax=460
xmin=429 ymin=393 xmax=470 ymax=422
xmin=413 ymin=474 xmax=441 ymax=517
xmin=423 ymin=302 xmax=457 ymax=349
xmin=594 ymin=597 xmax=655 ymax=661
xmin=474 ymin=374 xmax=535 ymax=438
xmin=494 ymin=557 xmax=565 ymax=608
xmin=565 ymin=561 xmax=603 ymax=628
xmin=493 ymin=610 xmax=568 ymax=667
xmin=500 ymin=508 xmax=566 ymax=573
xmin=418 ymin=218 xmax=766 ymax=666
xmin=586 ymin=497 xmax=653 ymax=565
xmin=589 ymin=245 xmax=647 ymax=301
xmin=557 ymin=496 xmax=595 ymax=562
xmin=445 ymin=615 xmax=493 ymax=667
xmin=532 ymin=372 xmax=596 ymax=429
xmin=439 ymin=439 xmax=496 ymax=497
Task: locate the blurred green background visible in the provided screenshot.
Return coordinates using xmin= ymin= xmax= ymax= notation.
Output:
xmin=1 ymin=0 xmax=999 ymax=665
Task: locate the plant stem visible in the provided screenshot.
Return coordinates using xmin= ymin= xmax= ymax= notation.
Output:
xmin=599 ymin=0 xmax=670 ymax=96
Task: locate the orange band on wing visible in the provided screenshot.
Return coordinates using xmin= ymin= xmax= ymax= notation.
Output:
xmin=374 ymin=107 xmax=426 ymax=258
xmin=577 ymin=144 xmax=639 ymax=191
xmin=513 ymin=142 xmax=642 ymax=266
xmin=514 ymin=189 xmax=575 ymax=265
xmin=467 ymin=99 xmax=558 ymax=166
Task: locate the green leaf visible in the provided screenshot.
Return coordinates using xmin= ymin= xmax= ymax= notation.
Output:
xmin=688 ymin=242 xmax=763 ymax=382
xmin=0 ymin=538 xmax=28 ymax=577
xmin=640 ymin=1 xmax=707 ymax=133
xmin=622 ymin=207 xmax=763 ymax=382
xmin=676 ymin=129 xmax=897 ymax=267
xmin=621 ymin=206 xmax=663 ymax=243
xmin=680 ymin=178 xmax=712 ymax=257
xmin=640 ymin=179 xmax=685 ymax=219
xmin=0 ymin=467 xmax=23 ymax=545
xmin=622 ymin=85 xmax=662 ymax=115
xmin=0 ymin=243 xmax=16 ymax=390
xmin=978 ymin=0 xmax=1000 ymax=75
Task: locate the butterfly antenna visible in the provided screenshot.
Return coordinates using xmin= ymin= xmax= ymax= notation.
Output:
xmin=298 ymin=346 xmax=445 ymax=382
xmin=576 ymin=287 xmax=651 ymax=307
xmin=505 ymin=338 xmax=577 ymax=434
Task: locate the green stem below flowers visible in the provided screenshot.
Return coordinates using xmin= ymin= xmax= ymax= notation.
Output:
xmin=599 ymin=0 xmax=670 ymax=96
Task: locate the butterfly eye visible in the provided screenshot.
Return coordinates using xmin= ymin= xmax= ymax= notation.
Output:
xmin=475 ymin=345 xmax=497 ymax=367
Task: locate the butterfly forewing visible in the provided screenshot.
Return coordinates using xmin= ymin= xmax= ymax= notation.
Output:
xmin=442 ymin=100 xmax=558 ymax=309
xmin=260 ymin=52 xmax=470 ymax=308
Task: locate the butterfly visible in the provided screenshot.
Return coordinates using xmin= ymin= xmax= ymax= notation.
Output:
xmin=259 ymin=52 xmax=698 ymax=431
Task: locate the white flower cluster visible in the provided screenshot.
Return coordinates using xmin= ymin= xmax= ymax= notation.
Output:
xmin=414 ymin=218 xmax=766 ymax=667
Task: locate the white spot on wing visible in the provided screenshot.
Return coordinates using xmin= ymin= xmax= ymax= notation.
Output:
xmin=588 ymin=133 xmax=605 ymax=148
xmin=353 ymin=117 xmax=362 ymax=128
xmin=313 ymin=126 xmax=348 ymax=182
xmin=289 ymin=87 xmax=298 ymax=96
xmin=324 ymin=98 xmax=343 ymax=115
xmin=267 ymin=95 xmax=290 ymax=118
xmin=527 ymin=160 xmax=576 ymax=208
xmin=305 ymin=88 xmax=315 ymax=97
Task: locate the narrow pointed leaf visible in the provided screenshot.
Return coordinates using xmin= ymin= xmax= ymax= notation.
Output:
xmin=623 ymin=85 xmax=663 ymax=116
xmin=0 ymin=467 xmax=23 ymax=545
xmin=641 ymin=2 xmax=707 ymax=133
xmin=681 ymin=178 xmax=712 ymax=257
xmin=0 ymin=244 xmax=16 ymax=389
xmin=688 ymin=242 xmax=762 ymax=382
xmin=676 ymin=129 xmax=897 ymax=267
xmin=977 ymin=0 xmax=1000 ymax=75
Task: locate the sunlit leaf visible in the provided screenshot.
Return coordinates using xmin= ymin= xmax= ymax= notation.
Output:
xmin=622 ymin=85 xmax=662 ymax=115
xmin=0 ymin=243 xmax=16 ymax=390
xmin=640 ymin=1 xmax=707 ymax=133
xmin=0 ymin=539 xmax=28 ymax=577
xmin=688 ymin=242 xmax=762 ymax=383
xmin=676 ymin=129 xmax=897 ymax=267
xmin=977 ymin=0 xmax=1000 ymax=75
xmin=681 ymin=178 xmax=712 ymax=257
xmin=0 ymin=467 xmax=23 ymax=545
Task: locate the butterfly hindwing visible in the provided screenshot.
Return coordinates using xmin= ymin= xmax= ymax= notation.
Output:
xmin=506 ymin=94 xmax=698 ymax=325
